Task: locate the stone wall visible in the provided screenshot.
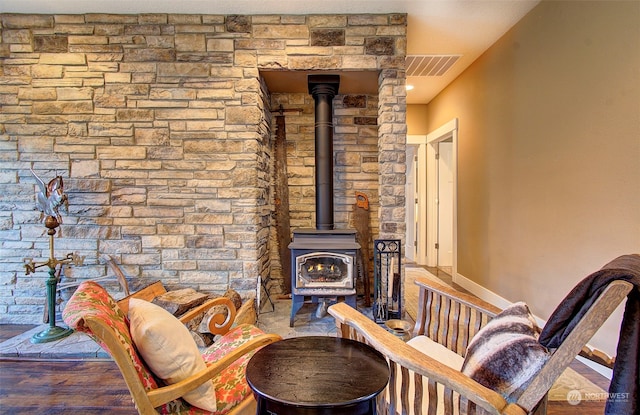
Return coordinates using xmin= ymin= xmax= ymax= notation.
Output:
xmin=267 ymin=92 xmax=381 ymax=294
xmin=0 ymin=12 xmax=406 ymax=323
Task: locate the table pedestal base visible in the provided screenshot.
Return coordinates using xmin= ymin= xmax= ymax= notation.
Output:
xmin=257 ymin=397 xmax=377 ymax=415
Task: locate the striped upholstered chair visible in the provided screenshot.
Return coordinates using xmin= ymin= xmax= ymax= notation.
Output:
xmin=329 ymin=255 xmax=637 ymax=415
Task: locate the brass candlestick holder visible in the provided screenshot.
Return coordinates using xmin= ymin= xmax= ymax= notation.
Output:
xmin=24 ymin=216 xmax=84 ymax=343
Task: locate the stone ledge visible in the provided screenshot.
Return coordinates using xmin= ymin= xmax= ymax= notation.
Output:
xmin=0 ymin=325 xmax=109 ymax=360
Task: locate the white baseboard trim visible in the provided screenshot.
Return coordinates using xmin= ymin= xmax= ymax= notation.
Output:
xmin=577 ymin=356 xmax=613 ymax=380
xmin=452 ymin=272 xmax=513 ymax=310
xmin=452 ymin=271 xmax=613 ymax=380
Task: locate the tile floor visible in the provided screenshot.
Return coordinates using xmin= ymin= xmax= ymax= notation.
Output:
xmin=258 ymin=298 xmax=343 ymax=338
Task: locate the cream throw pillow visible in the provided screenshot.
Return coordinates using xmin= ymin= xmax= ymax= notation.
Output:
xmin=128 ymin=298 xmax=217 ymax=411
xmin=407 ymin=335 xmax=464 ymax=370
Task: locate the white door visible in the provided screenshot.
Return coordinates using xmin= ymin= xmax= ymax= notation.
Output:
xmin=437 ymin=140 xmax=453 ymax=267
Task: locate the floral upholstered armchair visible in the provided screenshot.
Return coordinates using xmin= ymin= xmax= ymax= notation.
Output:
xmin=62 ymin=281 xmax=281 ymax=415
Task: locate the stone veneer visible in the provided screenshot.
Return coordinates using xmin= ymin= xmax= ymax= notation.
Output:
xmin=267 ymin=92 xmax=382 ymax=295
xmin=0 ymin=13 xmax=406 ymax=323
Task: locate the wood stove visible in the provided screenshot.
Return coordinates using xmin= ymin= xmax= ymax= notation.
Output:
xmin=288 ymin=74 xmax=361 ymax=327
xmin=289 ymin=229 xmax=359 ymax=326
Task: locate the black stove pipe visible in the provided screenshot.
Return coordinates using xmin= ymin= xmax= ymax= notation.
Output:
xmin=308 ymin=74 xmax=340 ymax=231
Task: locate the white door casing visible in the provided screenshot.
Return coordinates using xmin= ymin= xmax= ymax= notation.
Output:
xmin=406 ymin=135 xmax=428 ymax=264
xmin=405 ymin=145 xmax=418 ymax=261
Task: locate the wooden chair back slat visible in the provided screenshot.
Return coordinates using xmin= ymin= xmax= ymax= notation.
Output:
xmin=461 ymin=305 xmax=472 ymax=354
xmin=414 ymin=287 xmax=429 ymax=337
xmin=425 ymin=293 xmax=440 ymax=339
xmin=441 ymin=297 xmax=451 ymax=347
xmin=414 ymin=373 xmax=424 ymax=415
xmin=427 ymin=378 xmax=438 ymax=415
xmin=449 ymin=301 xmax=461 ymax=353
xmin=400 ymin=366 xmax=411 ymax=413
xmin=388 ymin=361 xmax=399 ymax=415
xmin=413 ymin=278 xmax=500 ymax=357
xmin=442 ymin=386 xmax=455 ymax=415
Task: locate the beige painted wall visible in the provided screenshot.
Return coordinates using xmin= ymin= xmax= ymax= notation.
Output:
xmin=407 ymin=104 xmax=429 ymax=135
xmin=426 ymin=0 xmax=640 ymax=355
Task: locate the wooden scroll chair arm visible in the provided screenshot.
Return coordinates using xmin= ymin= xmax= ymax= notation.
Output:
xmin=178 ymin=297 xmax=237 ymax=335
xmin=329 ymin=302 xmax=527 ymax=415
xmin=117 ymin=281 xmax=237 ymax=336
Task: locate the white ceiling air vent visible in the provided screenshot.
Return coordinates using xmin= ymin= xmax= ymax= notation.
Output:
xmin=406 ymin=55 xmax=461 ymax=77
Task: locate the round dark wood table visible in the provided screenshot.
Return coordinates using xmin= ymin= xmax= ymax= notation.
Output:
xmin=246 ymin=336 xmax=389 ymax=415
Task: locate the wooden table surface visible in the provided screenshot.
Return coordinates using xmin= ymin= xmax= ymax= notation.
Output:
xmin=246 ymin=336 xmax=389 ymax=413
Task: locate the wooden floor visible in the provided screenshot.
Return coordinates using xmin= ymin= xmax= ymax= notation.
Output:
xmin=0 ymin=319 xmax=609 ymax=415
xmin=0 ymin=325 xmax=132 ymax=414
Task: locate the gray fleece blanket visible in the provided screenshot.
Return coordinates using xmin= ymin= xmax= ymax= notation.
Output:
xmin=538 ymin=254 xmax=640 ymax=415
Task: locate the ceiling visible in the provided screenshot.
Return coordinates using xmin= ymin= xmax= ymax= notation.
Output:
xmin=1 ymin=0 xmax=540 ymax=104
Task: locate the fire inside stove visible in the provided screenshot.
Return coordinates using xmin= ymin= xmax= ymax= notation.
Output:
xmin=296 ymin=252 xmax=354 ymax=289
